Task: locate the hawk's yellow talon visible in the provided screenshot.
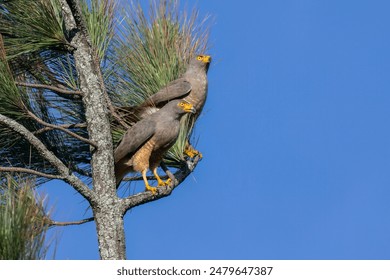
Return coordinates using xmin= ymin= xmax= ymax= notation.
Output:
xmin=145 ymin=184 xmax=157 ymax=195
xmin=164 ymin=178 xmax=172 ymax=186
xmin=184 ymin=146 xmax=202 ymax=159
xmin=156 ymin=177 xmax=172 ymax=187
xmin=156 ymin=177 xmax=166 ymax=187
xmin=153 ymin=167 xmax=170 ymax=187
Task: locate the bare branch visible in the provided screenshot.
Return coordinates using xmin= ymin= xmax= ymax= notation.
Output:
xmin=15 ymin=82 xmax=83 ymax=96
xmin=104 ymin=89 xmax=131 ymax=130
xmin=0 ymin=166 xmax=64 ymax=180
xmin=122 ymin=174 xmax=169 ymax=182
xmin=26 ymin=110 xmax=97 ymax=148
xmin=0 ymin=113 xmax=97 ymax=204
xmin=49 ymin=217 xmax=94 ymax=227
xmin=121 ymin=156 xmax=202 ymax=214
xmin=34 ymin=122 xmax=87 ymax=135
xmin=70 ymin=165 xmax=92 ymax=177
xmin=161 ymin=162 xmax=176 ymax=182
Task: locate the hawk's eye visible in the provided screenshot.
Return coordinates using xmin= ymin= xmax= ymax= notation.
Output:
xmin=179 ymin=102 xmax=184 ymax=106
xmin=197 ymin=56 xmax=202 ymax=60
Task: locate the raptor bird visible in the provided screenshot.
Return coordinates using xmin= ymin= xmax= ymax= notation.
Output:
xmin=139 ymin=54 xmax=210 ymax=115
xmin=119 ymin=54 xmax=211 ymax=158
xmin=114 ymin=100 xmax=196 ymax=194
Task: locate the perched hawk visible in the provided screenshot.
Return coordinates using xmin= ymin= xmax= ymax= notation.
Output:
xmin=114 ymin=100 xmax=196 ymax=194
xmin=136 ymin=54 xmax=211 ymax=117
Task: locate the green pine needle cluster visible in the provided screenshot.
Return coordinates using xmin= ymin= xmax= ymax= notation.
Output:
xmin=0 ymin=177 xmax=51 ymax=260
xmin=0 ymin=0 xmax=67 ymax=59
xmin=0 ymin=59 xmax=25 ymax=118
xmin=81 ymin=0 xmax=116 ymax=61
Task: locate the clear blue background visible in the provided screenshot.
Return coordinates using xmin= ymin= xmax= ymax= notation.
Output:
xmin=42 ymin=0 xmax=390 ymax=259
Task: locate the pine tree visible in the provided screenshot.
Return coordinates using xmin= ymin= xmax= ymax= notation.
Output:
xmin=0 ymin=0 xmax=210 ymax=259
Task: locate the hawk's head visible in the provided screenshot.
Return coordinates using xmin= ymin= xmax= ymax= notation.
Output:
xmin=177 ymin=100 xmax=196 ymax=114
xmin=190 ymin=54 xmax=212 ymax=72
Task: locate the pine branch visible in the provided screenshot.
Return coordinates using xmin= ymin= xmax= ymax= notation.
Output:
xmin=26 ymin=110 xmax=97 ymax=148
xmin=15 ymin=82 xmax=83 ymax=96
xmin=101 ymin=71 xmax=131 ymax=130
xmin=34 ymin=122 xmax=86 ymax=135
xmin=0 ymin=113 xmax=97 ymax=204
xmin=120 ymin=155 xmax=202 ymax=214
xmin=161 ymin=162 xmax=176 ymax=182
xmin=72 ymin=168 xmax=91 ymax=178
xmin=0 ymin=167 xmax=64 ymax=180
xmin=122 ymin=174 xmax=169 ymax=181
xmin=49 ymin=217 xmax=94 ymax=227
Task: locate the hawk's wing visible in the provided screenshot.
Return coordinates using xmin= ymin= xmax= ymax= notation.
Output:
xmin=115 ymin=79 xmax=191 ymax=125
xmin=114 ymin=118 xmax=156 ymax=164
xmin=146 ymin=78 xmax=192 ymax=106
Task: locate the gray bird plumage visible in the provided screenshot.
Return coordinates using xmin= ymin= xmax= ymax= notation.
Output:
xmin=118 ymin=55 xmax=211 ymax=123
xmin=114 ymin=99 xmax=196 ymax=193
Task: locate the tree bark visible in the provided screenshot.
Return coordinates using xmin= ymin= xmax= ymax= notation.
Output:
xmin=60 ymin=0 xmax=126 ymax=259
xmin=93 ymin=201 xmax=126 ymax=260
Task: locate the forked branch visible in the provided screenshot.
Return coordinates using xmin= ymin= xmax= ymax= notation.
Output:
xmin=0 ymin=167 xmax=64 ymax=180
xmin=26 ymin=110 xmax=97 ymax=148
xmin=120 ymin=155 xmax=202 ymax=214
xmin=15 ymin=82 xmax=83 ymax=96
xmin=49 ymin=217 xmax=94 ymax=227
xmin=34 ymin=122 xmax=87 ymax=135
xmin=0 ymin=113 xmax=97 ymax=204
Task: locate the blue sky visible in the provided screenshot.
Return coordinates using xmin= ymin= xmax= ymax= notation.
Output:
xmin=43 ymin=0 xmax=390 ymax=259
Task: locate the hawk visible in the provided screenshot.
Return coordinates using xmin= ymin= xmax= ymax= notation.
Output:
xmin=114 ymin=100 xmax=196 ymax=194
xmin=136 ymin=54 xmax=211 ymax=117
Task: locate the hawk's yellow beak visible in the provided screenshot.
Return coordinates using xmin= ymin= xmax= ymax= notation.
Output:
xmin=202 ymin=55 xmax=211 ymax=63
xmin=179 ymin=102 xmax=196 ymax=114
